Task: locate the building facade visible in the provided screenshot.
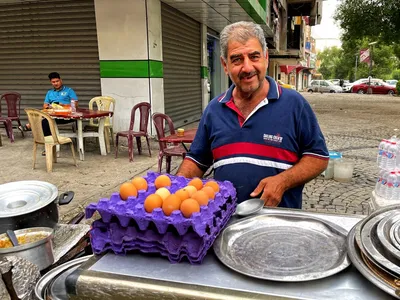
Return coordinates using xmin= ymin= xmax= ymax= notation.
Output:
xmin=0 ymin=0 xmax=322 ymax=131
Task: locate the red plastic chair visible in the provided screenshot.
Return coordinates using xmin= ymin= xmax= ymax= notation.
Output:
xmin=115 ymin=102 xmax=152 ymax=162
xmin=152 ymin=113 xmax=187 ymax=173
xmin=1 ymin=92 xmax=24 ymax=139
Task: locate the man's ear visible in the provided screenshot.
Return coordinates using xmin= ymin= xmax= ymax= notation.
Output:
xmin=265 ymin=50 xmax=269 ymax=69
xmin=220 ymin=56 xmax=229 ymax=75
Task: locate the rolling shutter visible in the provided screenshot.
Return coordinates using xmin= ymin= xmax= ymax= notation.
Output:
xmin=161 ymin=3 xmax=202 ymax=128
xmin=0 ymin=0 xmax=101 ymax=123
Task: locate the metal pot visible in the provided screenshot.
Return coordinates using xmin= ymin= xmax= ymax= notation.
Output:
xmin=0 ymin=227 xmax=54 ymax=270
xmin=0 ymin=181 xmax=74 ymax=234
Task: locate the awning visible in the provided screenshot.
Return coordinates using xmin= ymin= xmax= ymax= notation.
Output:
xmin=296 ymin=66 xmax=308 ymax=73
xmin=302 ymin=68 xmax=315 ymax=74
xmin=279 ymin=65 xmax=297 ymax=74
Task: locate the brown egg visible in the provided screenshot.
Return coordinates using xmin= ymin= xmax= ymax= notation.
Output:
xmin=162 ymin=194 xmax=181 ymax=216
xmin=204 ymin=181 xmax=220 ymax=193
xmin=131 ymin=177 xmax=148 ymax=191
xmin=175 ymin=189 xmax=190 ymax=202
xmin=144 ymin=194 xmax=163 ymax=213
xmin=155 ymin=187 xmax=171 ymax=201
xmin=119 ymin=182 xmax=138 ymax=200
xmin=180 ymin=198 xmax=200 ymax=218
xmin=188 ymin=178 xmax=203 ymax=190
xmin=154 ymin=175 xmax=172 ymax=189
xmin=182 ymin=185 xmax=197 ymax=197
xmin=191 ymin=190 xmax=209 ymax=206
xmin=201 ymin=186 xmax=215 ymax=199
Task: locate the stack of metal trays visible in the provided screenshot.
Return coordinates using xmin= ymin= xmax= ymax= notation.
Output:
xmin=347 ymin=204 xmax=400 ymax=299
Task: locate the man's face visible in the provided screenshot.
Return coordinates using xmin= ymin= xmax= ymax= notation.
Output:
xmin=50 ymin=78 xmax=63 ymax=90
xmin=221 ymin=37 xmax=268 ymax=96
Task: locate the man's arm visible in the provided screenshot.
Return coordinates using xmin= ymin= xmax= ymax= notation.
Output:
xmin=68 ymin=88 xmax=78 ymax=104
xmin=251 ymin=156 xmax=328 ymax=206
xmin=43 ymin=91 xmax=51 ymax=108
xmin=176 ymin=158 xmax=206 ymax=178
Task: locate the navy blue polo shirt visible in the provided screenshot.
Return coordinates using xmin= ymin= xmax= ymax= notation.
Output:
xmin=186 ymin=76 xmax=328 ymax=208
xmin=44 ymin=85 xmax=77 ymax=105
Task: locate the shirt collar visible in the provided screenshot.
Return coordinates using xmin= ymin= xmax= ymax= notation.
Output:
xmin=218 ymin=76 xmax=281 ymax=103
xmin=54 ymin=85 xmax=65 ymax=91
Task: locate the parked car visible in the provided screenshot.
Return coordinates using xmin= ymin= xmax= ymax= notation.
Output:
xmin=329 ymin=79 xmax=341 ymax=86
xmin=307 ymin=80 xmax=343 ymax=93
xmin=385 ymin=79 xmax=398 ymax=87
xmin=343 ymin=78 xmax=384 ymax=92
xmin=351 ymin=81 xmax=397 ymax=95
xmin=277 ymin=80 xmax=295 ymax=90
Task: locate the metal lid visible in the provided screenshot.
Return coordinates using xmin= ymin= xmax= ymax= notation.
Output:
xmin=0 ymin=181 xmax=58 ymax=218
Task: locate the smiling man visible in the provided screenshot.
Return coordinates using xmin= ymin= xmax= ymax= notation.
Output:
xmin=176 ymin=21 xmax=329 ymax=209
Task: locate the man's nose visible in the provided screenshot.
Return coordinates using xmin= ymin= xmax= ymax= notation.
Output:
xmin=242 ymin=56 xmax=253 ymax=72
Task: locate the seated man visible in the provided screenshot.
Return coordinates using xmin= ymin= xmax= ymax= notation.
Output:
xmin=42 ymin=72 xmax=78 ymax=137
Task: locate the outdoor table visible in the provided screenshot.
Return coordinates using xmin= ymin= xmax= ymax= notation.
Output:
xmin=65 ymin=208 xmax=392 ymax=300
xmin=46 ymin=108 xmax=113 ymax=161
xmin=159 ymin=128 xmax=197 ymax=151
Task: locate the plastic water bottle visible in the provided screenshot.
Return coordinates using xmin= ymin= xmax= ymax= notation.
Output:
xmin=380 ymin=171 xmax=389 ymax=198
xmin=70 ymin=99 xmax=77 ymax=113
xmin=386 ymin=142 xmax=398 ymax=170
xmin=386 ymin=171 xmax=398 ymax=199
xmin=375 ymin=169 xmax=386 ymax=196
xmin=377 ymin=139 xmax=388 ymax=168
xmin=393 ymin=172 xmax=400 ymax=200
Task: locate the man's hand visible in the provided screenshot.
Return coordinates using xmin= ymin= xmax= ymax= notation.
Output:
xmin=43 ymin=103 xmax=51 ymax=109
xmin=250 ymin=175 xmax=287 ymax=207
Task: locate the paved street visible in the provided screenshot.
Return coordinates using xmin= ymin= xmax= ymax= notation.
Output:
xmin=0 ymin=92 xmax=398 ymax=220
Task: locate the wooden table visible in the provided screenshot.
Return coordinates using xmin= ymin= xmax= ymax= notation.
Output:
xmin=46 ymin=108 xmax=113 ymax=161
xmin=159 ymin=128 xmax=197 ymax=151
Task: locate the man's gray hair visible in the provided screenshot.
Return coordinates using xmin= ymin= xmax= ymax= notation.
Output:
xmin=220 ymin=21 xmax=267 ymax=61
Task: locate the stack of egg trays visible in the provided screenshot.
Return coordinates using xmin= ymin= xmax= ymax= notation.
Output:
xmin=85 ymin=171 xmax=237 ymax=264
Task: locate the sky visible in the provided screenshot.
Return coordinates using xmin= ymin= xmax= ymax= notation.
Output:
xmin=311 ymin=0 xmax=342 ymax=51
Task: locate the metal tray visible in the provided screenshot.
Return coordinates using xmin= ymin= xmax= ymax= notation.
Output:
xmin=361 ymin=213 xmax=400 ymax=277
xmin=391 ymin=220 xmax=400 ymax=250
xmin=354 ymin=205 xmax=400 ymax=277
xmin=213 ymin=212 xmax=350 ymax=281
xmin=35 ymin=255 xmax=92 ymax=300
xmin=377 ymin=212 xmax=400 ymax=260
xmin=347 ymin=225 xmax=400 ymax=299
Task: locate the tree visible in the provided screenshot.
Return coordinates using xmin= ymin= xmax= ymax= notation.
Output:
xmin=317 ymin=42 xmax=398 ymax=81
xmin=335 ymin=0 xmax=400 ymax=57
xmin=317 ymin=47 xmax=343 ymax=79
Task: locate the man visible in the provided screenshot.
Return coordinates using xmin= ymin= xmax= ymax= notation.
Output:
xmin=42 ymin=72 xmax=78 ymax=137
xmin=176 ymin=21 xmax=329 ymax=209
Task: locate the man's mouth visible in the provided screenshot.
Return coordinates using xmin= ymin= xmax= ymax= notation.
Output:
xmin=239 ymin=72 xmax=257 ymax=81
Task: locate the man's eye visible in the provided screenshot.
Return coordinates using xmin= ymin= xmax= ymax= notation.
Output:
xmin=232 ymin=58 xmax=241 ymax=63
xmin=250 ymin=55 xmax=260 ymax=60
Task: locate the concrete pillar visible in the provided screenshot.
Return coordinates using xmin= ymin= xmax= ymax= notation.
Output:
xmin=94 ymin=0 xmax=163 ymax=133
xmin=201 ymin=24 xmax=209 ymax=111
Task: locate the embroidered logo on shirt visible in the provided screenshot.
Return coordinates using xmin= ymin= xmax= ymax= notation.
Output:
xmin=61 ymin=92 xmax=67 ymax=96
xmin=263 ymin=133 xmax=283 ymax=144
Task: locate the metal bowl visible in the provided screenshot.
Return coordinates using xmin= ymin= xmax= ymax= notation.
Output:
xmin=0 ymin=227 xmax=54 ymax=270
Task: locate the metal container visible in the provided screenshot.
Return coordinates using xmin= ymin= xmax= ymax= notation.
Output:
xmin=0 ymin=181 xmax=74 ymax=233
xmin=0 ymin=227 xmax=54 ymax=270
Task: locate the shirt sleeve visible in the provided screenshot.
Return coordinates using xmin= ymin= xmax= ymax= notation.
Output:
xmin=44 ymin=91 xmax=51 ymax=104
xmin=68 ymin=88 xmax=78 ymax=100
xmin=185 ymin=107 xmax=214 ymax=171
xmin=298 ymin=99 xmax=329 ymax=159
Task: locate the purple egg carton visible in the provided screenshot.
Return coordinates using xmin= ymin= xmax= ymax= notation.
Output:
xmin=85 ymin=171 xmax=237 ymax=237
xmin=89 ymin=196 xmax=236 ymax=264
